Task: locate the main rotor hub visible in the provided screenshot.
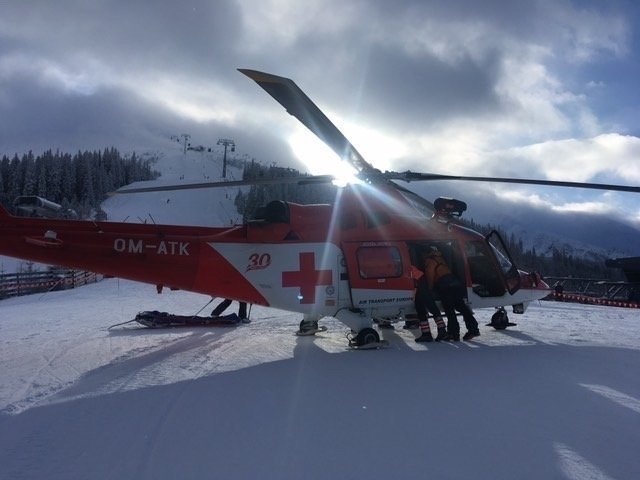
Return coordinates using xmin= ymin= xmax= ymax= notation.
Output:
xmin=434 ymin=197 xmax=467 ymax=217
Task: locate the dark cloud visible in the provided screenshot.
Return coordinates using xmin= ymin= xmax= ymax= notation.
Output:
xmin=0 ymin=70 xmax=303 ymax=176
xmin=3 ymin=0 xmax=243 ymax=81
xmin=356 ymin=45 xmax=502 ymax=131
xmin=371 ymin=0 xmax=542 ymax=31
xmin=0 ymin=74 xmax=165 ymax=154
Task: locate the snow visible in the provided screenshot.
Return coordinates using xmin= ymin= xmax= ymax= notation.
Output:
xmin=1 ymin=279 xmax=639 ymax=479
xmin=101 ymin=149 xmax=246 ymax=227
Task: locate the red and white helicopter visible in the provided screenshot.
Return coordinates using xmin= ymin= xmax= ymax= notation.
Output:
xmin=1 ymin=69 xmax=638 ymax=347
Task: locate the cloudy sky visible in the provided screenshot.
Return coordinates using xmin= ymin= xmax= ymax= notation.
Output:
xmin=1 ymin=0 xmax=639 ymax=227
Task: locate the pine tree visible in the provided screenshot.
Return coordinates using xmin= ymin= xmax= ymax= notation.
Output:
xmin=8 ymin=154 xmax=20 ymax=199
xmin=36 ymin=157 xmax=47 ymax=197
xmin=60 ymin=153 xmax=75 ymax=203
xmin=21 ymin=151 xmax=37 ymax=195
xmin=46 ymin=150 xmax=62 ymax=201
xmin=0 ymin=158 xmax=4 ymax=205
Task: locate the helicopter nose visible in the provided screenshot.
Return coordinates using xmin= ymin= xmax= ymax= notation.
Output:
xmin=519 ymin=270 xmax=550 ymax=290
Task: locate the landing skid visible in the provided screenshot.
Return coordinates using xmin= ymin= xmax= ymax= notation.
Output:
xmin=296 ymin=319 xmax=327 ymax=336
xmin=348 ymin=327 xmax=388 ymax=349
xmin=296 ymin=325 xmax=328 ymax=336
xmin=349 ymin=340 xmax=388 ymax=350
xmin=486 ymin=307 xmax=517 ymax=330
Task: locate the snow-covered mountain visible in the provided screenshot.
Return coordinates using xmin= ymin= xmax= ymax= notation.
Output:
xmin=473 ymin=203 xmax=640 ymax=260
xmin=410 ymin=182 xmax=640 ymax=260
xmin=101 ymin=149 xmax=245 ymax=226
xmin=469 ymin=209 xmax=633 ymax=261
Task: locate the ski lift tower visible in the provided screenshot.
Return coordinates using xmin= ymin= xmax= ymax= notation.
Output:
xmin=170 ymin=134 xmax=191 ymax=155
xmin=217 ymin=138 xmax=235 ymax=178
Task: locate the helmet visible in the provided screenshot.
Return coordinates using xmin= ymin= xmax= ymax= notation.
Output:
xmin=422 ymin=246 xmax=441 ymax=258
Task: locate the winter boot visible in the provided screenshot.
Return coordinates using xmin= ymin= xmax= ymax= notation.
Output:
xmin=435 ymin=327 xmax=448 ymax=341
xmin=463 ymin=330 xmax=480 ymax=341
xmin=415 ymin=331 xmax=434 ymax=342
xmin=415 ymin=320 xmax=433 ymax=342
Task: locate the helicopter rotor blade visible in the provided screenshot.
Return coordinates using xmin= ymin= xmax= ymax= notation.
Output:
xmin=114 ymin=170 xmax=639 ymax=195
xmin=117 ymin=69 xmax=638 ymax=197
xmin=238 ymin=68 xmax=376 ymax=174
xmin=391 ymin=171 xmax=640 ymax=193
xmin=111 ymin=174 xmax=335 ymax=195
xmin=238 ymin=70 xmax=640 ymax=195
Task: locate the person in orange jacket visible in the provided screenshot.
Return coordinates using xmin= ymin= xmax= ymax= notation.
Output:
xmin=423 ymin=248 xmax=480 ymax=341
xmin=411 ymin=264 xmax=448 ymax=342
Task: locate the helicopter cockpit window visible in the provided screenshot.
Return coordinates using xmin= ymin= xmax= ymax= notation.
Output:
xmin=357 ymin=246 xmax=402 ymax=279
xmin=491 ymin=244 xmax=513 ymax=273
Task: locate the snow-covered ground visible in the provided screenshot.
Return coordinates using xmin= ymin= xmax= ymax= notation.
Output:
xmin=101 ymin=149 xmax=246 ymax=227
xmin=1 ymin=280 xmax=639 ymax=479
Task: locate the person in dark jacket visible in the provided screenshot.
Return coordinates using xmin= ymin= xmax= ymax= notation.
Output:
xmin=423 ymin=249 xmax=480 ymax=341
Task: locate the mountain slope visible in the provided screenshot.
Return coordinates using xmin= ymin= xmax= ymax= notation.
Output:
xmin=411 ymin=182 xmax=640 ymax=258
xmin=101 ymin=149 xmax=245 ymax=226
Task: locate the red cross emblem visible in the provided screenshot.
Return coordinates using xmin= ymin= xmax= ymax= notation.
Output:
xmin=282 ymin=252 xmax=333 ymax=304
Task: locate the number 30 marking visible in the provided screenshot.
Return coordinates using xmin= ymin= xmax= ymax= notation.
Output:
xmin=247 ymin=253 xmax=271 ymax=272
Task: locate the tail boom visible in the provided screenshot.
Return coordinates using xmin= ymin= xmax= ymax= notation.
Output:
xmin=0 ymin=213 xmax=266 ymax=304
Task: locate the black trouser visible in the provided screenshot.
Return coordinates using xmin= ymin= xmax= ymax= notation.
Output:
xmin=435 ymin=275 xmax=479 ymax=335
xmin=238 ymin=302 xmax=247 ymax=319
xmin=415 ymin=277 xmax=442 ymax=322
xmin=212 ymin=299 xmax=248 ymax=319
xmin=212 ymin=298 xmax=232 ymax=316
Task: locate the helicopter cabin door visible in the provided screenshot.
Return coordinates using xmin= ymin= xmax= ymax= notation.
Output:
xmin=463 ymin=230 xmax=521 ymax=298
xmin=485 ymin=230 xmax=521 ymax=294
xmin=342 ymin=242 xmax=415 ymax=316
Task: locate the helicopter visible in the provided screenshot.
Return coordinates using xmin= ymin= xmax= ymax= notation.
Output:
xmin=1 ymin=69 xmax=638 ymax=348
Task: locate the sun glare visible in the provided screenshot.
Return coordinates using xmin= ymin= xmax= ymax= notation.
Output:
xmin=288 ymin=127 xmax=361 ymax=186
xmin=340 ymin=120 xmax=406 ymax=173
xmin=287 ymin=117 xmax=405 ymax=185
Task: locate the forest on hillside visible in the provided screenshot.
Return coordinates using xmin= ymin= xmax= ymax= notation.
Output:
xmin=0 ymin=148 xmax=158 ymax=218
xmin=233 ymin=160 xmax=337 ymax=219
